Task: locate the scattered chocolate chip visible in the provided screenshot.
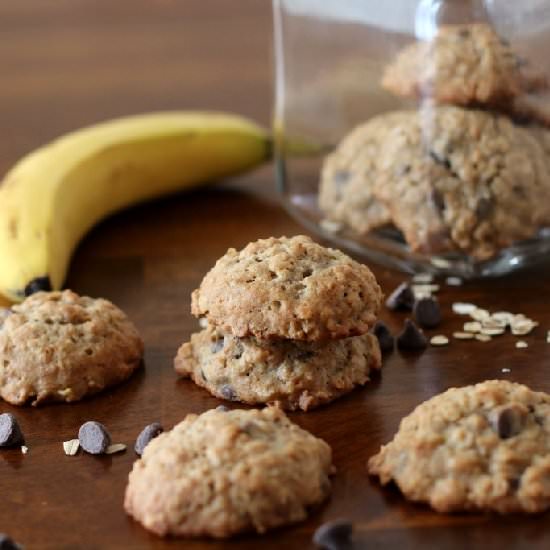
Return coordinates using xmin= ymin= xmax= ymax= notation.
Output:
xmin=0 ymin=534 xmax=22 ymax=550
xmin=23 ymin=276 xmax=52 ymax=296
xmin=414 ymin=297 xmax=442 ymax=328
xmin=221 ymin=385 xmax=236 ymax=401
xmin=134 ymin=422 xmax=164 ymax=456
xmin=397 ymin=319 xmax=428 ymax=351
xmin=385 ymin=282 xmax=415 ymax=311
xmin=210 ymin=338 xmax=224 ymax=354
xmin=78 ymin=421 xmax=111 ymax=455
xmin=216 ymin=405 xmax=229 ymax=412
xmin=313 ymin=519 xmax=353 ymax=550
xmin=489 ymin=405 xmax=526 ymax=439
xmin=0 ymin=413 xmax=24 ymax=447
xmin=373 ymin=321 xmax=394 ymax=353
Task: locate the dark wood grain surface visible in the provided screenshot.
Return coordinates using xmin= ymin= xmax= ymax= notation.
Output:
xmin=1 ymin=2 xmax=550 ymax=549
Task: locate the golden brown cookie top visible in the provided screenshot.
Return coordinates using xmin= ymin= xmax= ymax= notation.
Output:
xmin=383 ymin=23 xmax=546 ymax=107
xmin=0 ymin=290 xmax=143 ymax=405
xmin=124 ymin=407 xmax=333 ymax=537
xmin=191 ymin=235 xmax=382 ymax=342
xmin=368 ymin=380 xmax=550 ymax=514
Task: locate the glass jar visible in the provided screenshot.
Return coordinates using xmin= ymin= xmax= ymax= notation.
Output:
xmin=272 ymin=0 xmax=550 ymax=277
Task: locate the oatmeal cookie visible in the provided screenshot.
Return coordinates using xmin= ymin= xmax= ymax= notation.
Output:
xmin=0 ymin=290 xmax=143 ymax=405
xmin=319 ymin=111 xmax=413 ymax=234
xmin=191 ymin=235 xmax=382 ymax=342
xmin=375 ymin=105 xmax=550 ymax=260
xmin=174 ymin=325 xmax=381 ymax=411
xmin=382 ymin=23 xmax=547 ymax=107
xmin=368 ymin=380 xmax=550 ymax=514
xmin=124 ymin=407 xmax=333 ymax=537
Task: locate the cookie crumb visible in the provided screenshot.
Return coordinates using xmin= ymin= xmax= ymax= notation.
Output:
xmin=515 ymin=341 xmax=528 ymax=349
xmin=63 ymin=439 xmax=80 ymax=456
xmin=21 ymin=445 xmax=28 ymax=454
xmin=430 ymin=335 xmax=449 ymax=346
xmin=105 ymin=443 xmax=127 ymax=455
xmin=453 ymin=331 xmax=474 ymax=340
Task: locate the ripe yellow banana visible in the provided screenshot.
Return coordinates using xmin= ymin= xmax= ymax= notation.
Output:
xmin=0 ymin=111 xmax=270 ymax=302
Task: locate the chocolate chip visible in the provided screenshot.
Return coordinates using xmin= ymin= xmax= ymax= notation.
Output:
xmin=210 ymin=338 xmax=224 ymax=354
xmin=475 ymin=197 xmax=493 ymax=219
xmin=431 ymin=189 xmax=446 ymax=214
xmin=489 ymin=405 xmax=526 ymax=439
xmin=78 ymin=421 xmax=111 ymax=455
xmin=397 ymin=319 xmax=428 ymax=351
xmin=295 ymin=349 xmax=315 ymax=361
xmin=0 ymin=413 xmax=24 ymax=447
xmin=313 ymin=519 xmax=353 ymax=550
xmin=221 ymin=385 xmax=236 ymax=401
xmin=414 ymin=297 xmax=442 ymax=328
xmin=373 ymin=321 xmax=394 ymax=353
xmin=0 ymin=534 xmax=22 ymax=550
xmin=23 ymin=276 xmax=52 ymax=296
xmin=134 ymin=422 xmax=163 ymax=456
xmin=385 ymin=282 xmax=415 ymax=311
xmin=216 ymin=405 xmax=229 ymax=412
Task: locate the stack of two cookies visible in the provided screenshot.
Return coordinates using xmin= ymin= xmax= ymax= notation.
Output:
xmin=320 ymin=23 xmax=550 ymax=261
xmin=175 ymin=235 xmax=383 ymax=410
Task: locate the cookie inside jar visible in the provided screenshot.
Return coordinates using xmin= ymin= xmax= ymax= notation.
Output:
xmin=273 ymin=0 xmax=550 ymax=277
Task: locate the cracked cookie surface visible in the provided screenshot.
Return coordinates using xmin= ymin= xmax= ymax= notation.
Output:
xmin=382 ymin=23 xmax=547 ymax=107
xmin=368 ymin=380 xmax=550 ymax=514
xmin=191 ymin=235 xmax=382 ymax=342
xmin=124 ymin=407 xmax=333 ymax=537
xmin=0 ymin=290 xmax=143 ymax=405
xmin=174 ymin=325 xmax=381 ymax=411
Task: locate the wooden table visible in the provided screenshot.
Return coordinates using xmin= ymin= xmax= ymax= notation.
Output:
xmin=1 ymin=2 xmax=550 ymax=548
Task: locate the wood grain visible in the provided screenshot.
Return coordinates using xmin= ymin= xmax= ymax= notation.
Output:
xmin=1 ymin=2 xmax=550 ymax=549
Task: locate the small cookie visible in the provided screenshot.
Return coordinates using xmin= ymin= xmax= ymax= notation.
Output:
xmin=368 ymin=380 xmax=550 ymax=514
xmin=191 ymin=236 xmax=382 ymax=342
xmin=174 ymin=325 xmax=381 ymax=411
xmin=319 ymin=112 xmax=413 ymax=234
xmin=0 ymin=290 xmax=143 ymax=405
xmin=375 ymin=105 xmax=550 ymax=260
xmin=382 ymin=23 xmax=547 ymax=107
xmin=124 ymin=407 xmax=333 ymax=538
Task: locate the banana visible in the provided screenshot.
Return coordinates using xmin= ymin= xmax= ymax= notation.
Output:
xmin=0 ymin=111 xmax=270 ymax=302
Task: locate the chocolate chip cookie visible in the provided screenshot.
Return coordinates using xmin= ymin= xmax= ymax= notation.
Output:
xmin=174 ymin=325 xmax=381 ymax=411
xmin=382 ymin=23 xmax=547 ymax=107
xmin=375 ymin=105 xmax=550 ymax=259
xmin=0 ymin=290 xmax=143 ymax=405
xmin=368 ymin=380 xmax=550 ymax=513
xmin=124 ymin=407 xmax=333 ymax=537
xmin=319 ymin=112 xmax=413 ymax=235
xmin=191 ymin=235 xmax=382 ymax=342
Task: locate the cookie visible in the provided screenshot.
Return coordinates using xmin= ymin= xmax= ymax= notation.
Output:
xmin=124 ymin=407 xmax=333 ymax=538
xmin=174 ymin=325 xmax=381 ymax=411
xmin=368 ymin=380 xmax=550 ymax=514
xmin=0 ymin=290 xmax=143 ymax=405
xmin=382 ymin=23 xmax=547 ymax=107
xmin=375 ymin=105 xmax=550 ymax=260
xmin=319 ymin=112 xmax=413 ymax=235
xmin=191 ymin=235 xmax=382 ymax=342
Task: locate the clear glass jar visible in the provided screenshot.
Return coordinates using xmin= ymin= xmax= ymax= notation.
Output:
xmin=273 ymin=0 xmax=550 ymax=277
